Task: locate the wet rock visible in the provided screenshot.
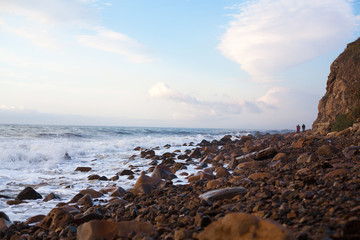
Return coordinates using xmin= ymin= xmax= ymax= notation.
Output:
xmin=6 ymin=200 xmax=27 ymax=205
xmin=68 ymin=193 xmax=85 ymax=203
xmin=199 ymin=187 xmax=247 ymax=202
xmin=76 ymin=220 xmax=156 ymax=239
xmin=38 ymin=208 xmax=73 ymax=231
xmin=75 ymin=167 xmax=92 ymax=172
xmin=141 ymin=149 xmax=156 ymax=159
xmin=88 ymin=174 xmax=101 ymax=180
xmin=197 ymin=213 xmax=294 ymax=240
xmin=189 ymin=148 xmax=202 ymax=158
xmin=43 ymin=192 xmax=60 ymax=202
xmin=16 ymin=186 xmax=42 ymax=200
xmin=110 ymin=187 xmax=127 ymax=197
xmin=117 ymin=169 xmax=135 ymax=176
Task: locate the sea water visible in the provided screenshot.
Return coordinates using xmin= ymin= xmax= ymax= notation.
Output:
xmin=0 ymin=124 xmax=282 ymax=222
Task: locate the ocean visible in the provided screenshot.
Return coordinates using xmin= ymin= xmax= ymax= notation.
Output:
xmin=0 ymin=124 xmax=285 ymax=222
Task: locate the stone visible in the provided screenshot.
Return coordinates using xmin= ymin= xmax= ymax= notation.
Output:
xmin=292 ymin=137 xmax=305 ymax=148
xmin=343 ymin=146 xmax=360 ymax=158
xmin=199 ymin=187 xmax=247 ymax=202
xmin=342 ymin=219 xmax=360 ymax=239
xmin=68 ymin=193 xmax=85 ymax=203
xmin=272 ymin=153 xmax=287 ymax=162
xmin=206 ymin=179 xmax=223 ymax=189
xmin=38 ymin=208 xmax=73 ymax=231
xmin=43 ymin=192 xmax=60 ymax=202
xmin=248 ymin=172 xmax=271 ymax=181
xmin=132 ymin=173 xmax=162 ymax=195
xmin=73 ymin=212 xmax=103 ymax=226
xmin=88 ymin=174 xmax=101 ymax=180
xmin=316 ymin=145 xmax=333 ymax=157
xmin=76 ymin=220 xmax=156 ymax=239
xmin=151 ymin=165 xmax=176 ymax=180
xmin=25 ymin=215 xmax=45 ymax=225
xmin=75 ymin=167 xmax=92 ymax=172
xmin=296 ymin=153 xmax=310 ymax=164
xmin=189 ymin=148 xmax=202 ymax=158
xmin=77 ymin=194 xmax=94 ymax=207
xmin=79 ymin=189 xmax=103 ymax=198
xmin=197 ymin=212 xmax=294 ymax=240
xmin=109 ymin=187 xmax=127 ymax=197
xmin=117 ymin=169 xmax=134 ymax=176
xmin=254 ymin=147 xmax=277 ymax=160
xmin=16 ymin=186 xmax=42 ymax=200
xmin=0 ymin=212 xmax=11 ymax=231
xmin=6 ymin=200 xmax=27 ymax=205
xmin=215 ymin=167 xmax=230 ymax=178
xmin=324 ymin=169 xmax=349 ymax=179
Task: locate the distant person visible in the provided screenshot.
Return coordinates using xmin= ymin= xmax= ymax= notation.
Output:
xmin=302 ymin=124 xmax=306 ymax=132
xmin=296 ymin=124 xmax=300 ymax=133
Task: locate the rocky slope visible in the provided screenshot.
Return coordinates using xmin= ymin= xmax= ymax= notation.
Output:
xmin=313 ymin=38 xmax=360 ymax=133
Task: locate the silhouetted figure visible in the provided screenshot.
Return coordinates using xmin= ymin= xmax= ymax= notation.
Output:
xmin=302 ymin=124 xmax=305 ymax=132
xmin=296 ymin=124 xmax=300 ymax=133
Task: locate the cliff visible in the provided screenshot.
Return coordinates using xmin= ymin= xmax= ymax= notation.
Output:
xmin=313 ymin=38 xmax=360 ymax=133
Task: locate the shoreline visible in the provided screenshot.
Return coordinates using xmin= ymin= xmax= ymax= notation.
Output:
xmin=1 ymin=127 xmax=360 ymax=239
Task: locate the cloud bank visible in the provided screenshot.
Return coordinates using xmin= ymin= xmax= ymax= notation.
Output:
xmin=218 ymin=0 xmax=358 ymax=79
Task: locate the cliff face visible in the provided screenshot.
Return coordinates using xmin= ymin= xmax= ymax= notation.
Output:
xmin=313 ymin=38 xmax=360 ymax=132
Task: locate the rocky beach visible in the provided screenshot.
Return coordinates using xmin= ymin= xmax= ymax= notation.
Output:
xmin=0 ymin=126 xmax=360 ymax=239
xmin=1 ymin=35 xmax=360 ymax=240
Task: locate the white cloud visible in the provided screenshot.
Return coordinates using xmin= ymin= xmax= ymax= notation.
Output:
xmin=0 ymin=105 xmax=26 ymax=111
xmin=148 ymin=82 xmax=264 ymax=118
xmin=77 ymin=28 xmax=155 ymax=63
xmin=219 ymin=0 xmax=358 ymax=80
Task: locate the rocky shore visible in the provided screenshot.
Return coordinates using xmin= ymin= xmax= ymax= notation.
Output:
xmin=1 ymin=126 xmax=360 ymax=240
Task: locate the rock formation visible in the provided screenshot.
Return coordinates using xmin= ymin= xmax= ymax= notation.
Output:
xmin=313 ymin=38 xmax=360 ymax=133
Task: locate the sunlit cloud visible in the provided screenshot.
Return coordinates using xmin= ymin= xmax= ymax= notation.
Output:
xmin=77 ymin=27 xmax=155 ymax=63
xmin=148 ymin=82 xmax=265 ymax=118
xmin=219 ymin=0 xmax=358 ymax=80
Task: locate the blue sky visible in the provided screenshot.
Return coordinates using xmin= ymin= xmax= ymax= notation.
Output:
xmin=0 ymin=0 xmax=359 ymax=129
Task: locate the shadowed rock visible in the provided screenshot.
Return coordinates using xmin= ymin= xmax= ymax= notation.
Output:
xmin=16 ymin=187 xmax=42 ymax=200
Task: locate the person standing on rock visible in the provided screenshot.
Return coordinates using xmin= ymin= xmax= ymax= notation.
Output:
xmin=302 ymin=124 xmax=306 ymax=132
xmin=296 ymin=125 xmax=300 ymax=133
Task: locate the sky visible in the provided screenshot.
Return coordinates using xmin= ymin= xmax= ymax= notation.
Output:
xmin=0 ymin=0 xmax=359 ymax=130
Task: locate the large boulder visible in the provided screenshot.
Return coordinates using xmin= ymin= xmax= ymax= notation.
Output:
xmin=132 ymin=172 xmax=162 ymax=195
xmin=199 ymin=187 xmax=247 ymax=202
xmin=197 ymin=212 xmax=294 ymax=240
xmin=38 ymin=208 xmax=73 ymax=231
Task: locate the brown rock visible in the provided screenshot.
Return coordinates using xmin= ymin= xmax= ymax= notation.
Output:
xmin=88 ymin=174 xmax=101 ymax=180
xmin=324 ymin=168 xmax=349 ymax=179
xmin=151 ymin=165 xmax=176 ymax=180
xmin=199 ymin=187 xmax=247 ymax=202
xmin=75 ymin=167 xmax=92 ymax=172
xmin=343 ymin=145 xmax=360 ymax=158
xmin=248 ymin=172 xmax=271 ymax=181
xmin=197 ymin=212 xmax=294 ymax=240
xmin=79 ymin=189 xmax=103 ymax=198
xmin=272 ymin=153 xmax=287 ymax=162
xmin=254 ymin=147 xmax=277 ymax=160
xmin=317 ymin=145 xmax=333 ymax=157
xmin=6 ymin=200 xmax=27 ymax=205
xmin=296 ymin=153 xmax=310 ymax=164
xmin=0 ymin=212 xmax=11 ymax=231
xmin=73 ymin=212 xmax=103 ymax=226
xmin=109 ymin=187 xmax=127 ymax=197
xmin=16 ymin=186 xmax=42 ymax=200
xmin=38 ymin=208 xmax=73 ymax=231
xmin=25 ymin=215 xmax=45 ymax=225
xmin=117 ymin=169 xmax=135 ymax=176
xmin=132 ymin=173 xmax=162 ymax=195
xmin=292 ymin=137 xmax=305 ymax=148
xmin=215 ymin=167 xmax=230 ymax=178
xmin=206 ymin=179 xmax=223 ymax=189
xmin=76 ymin=220 xmax=156 ymax=239
xmin=43 ymin=192 xmax=60 ymax=202
xmin=77 ymin=194 xmax=94 ymax=207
